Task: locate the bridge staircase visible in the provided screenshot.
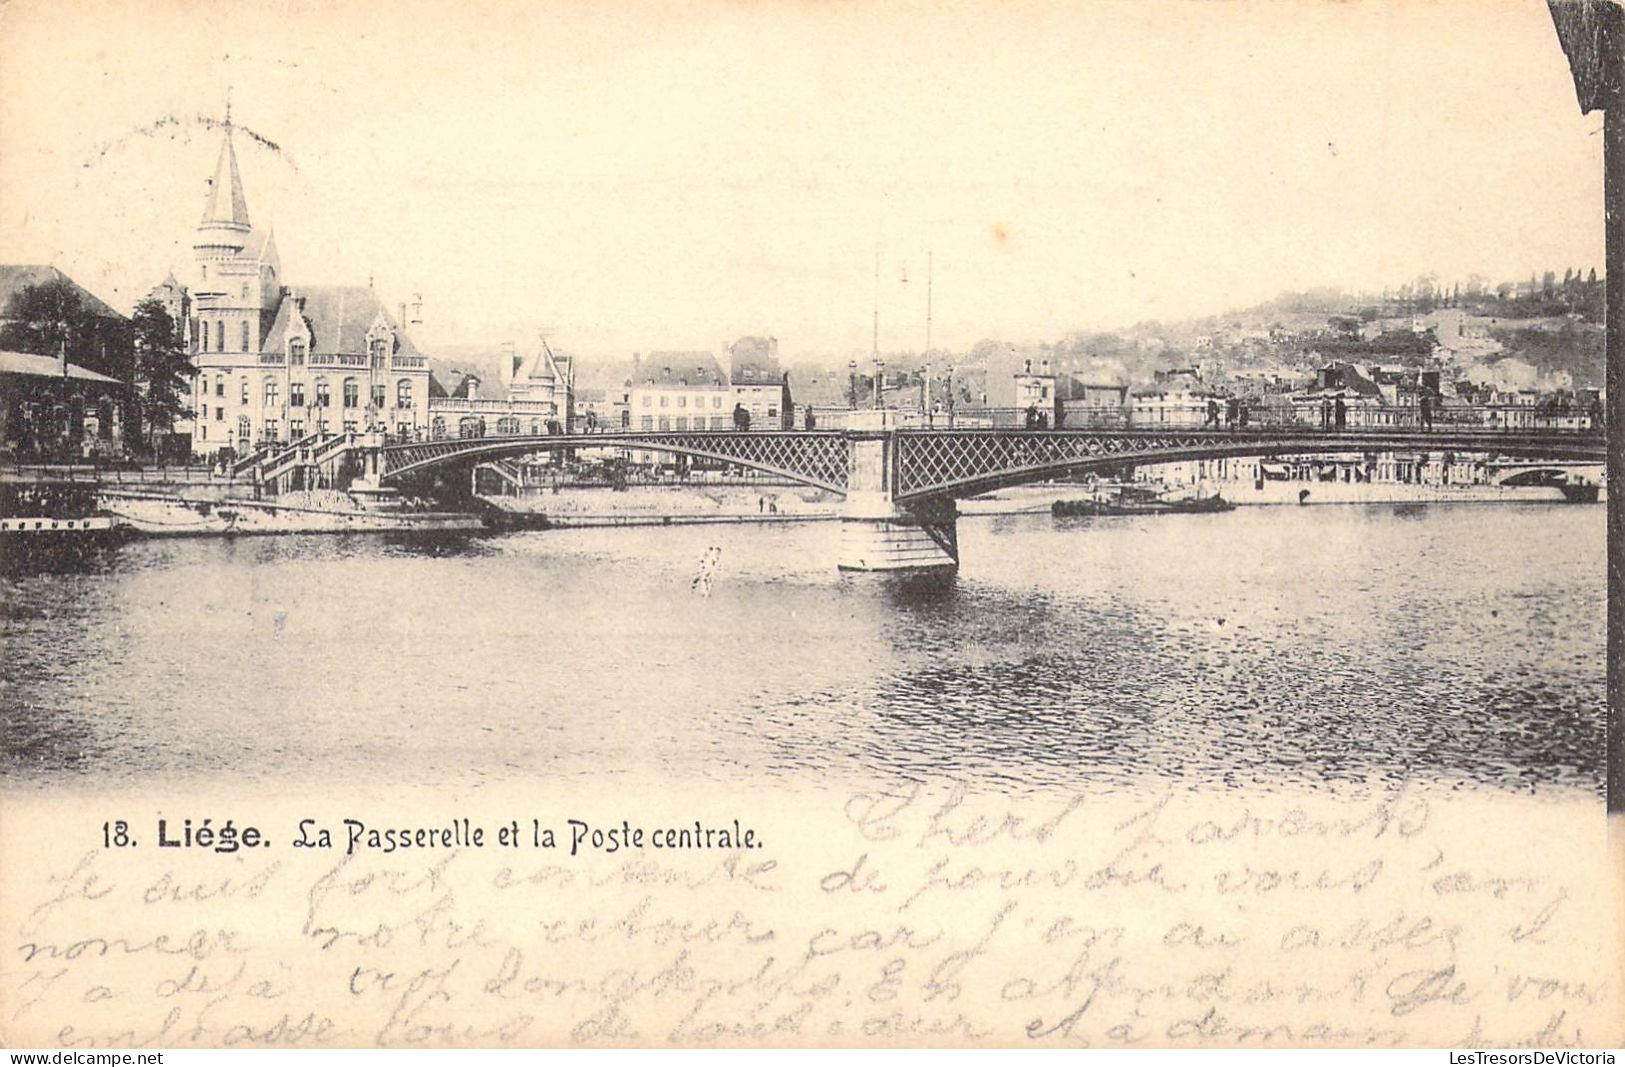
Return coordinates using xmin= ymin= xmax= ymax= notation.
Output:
xmin=476 ymin=460 xmax=526 ymax=494
xmin=243 ymin=432 xmax=360 ymax=495
xmin=256 ymin=431 xmax=326 ymax=493
xmin=230 ymin=445 xmax=275 ymax=479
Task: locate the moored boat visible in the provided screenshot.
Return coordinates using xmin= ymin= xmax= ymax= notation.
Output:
xmin=1053 ymin=486 xmax=1234 ymax=517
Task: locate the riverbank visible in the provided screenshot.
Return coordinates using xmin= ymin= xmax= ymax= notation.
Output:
xmin=481 ymin=484 xmax=841 ymax=527
xmin=959 ymin=478 xmax=1608 ymax=514
xmin=98 ymin=488 xmax=484 ymax=537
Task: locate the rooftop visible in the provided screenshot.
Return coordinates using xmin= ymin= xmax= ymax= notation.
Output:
xmin=0 ymin=349 xmax=120 ymax=384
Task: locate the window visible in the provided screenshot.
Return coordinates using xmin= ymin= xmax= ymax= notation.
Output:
xmin=265 ymin=379 xmax=280 ymax=407
xmin=642 ymin=395 xmax=651 ymax=408
xmin=640 ymin=415 xmax=653 ymax=430
xmin=678 ymin=395 xmax=687 ymax=409
xmin=314 ymin=379 xmax=330 ymax=407
xmin=712 ymin=396 xmax=721 ymax=409
xmin=264 ymin=420 xmax=278 ymax=442
xmin=659 ymin=395 xmax=668 ymax=408
xmin=216 ymin=321 xmax=225 ymax=352
xmin=767 ymin=407 xmax=778 ymax=418
xmin=397 ymin=380 xmax=412 ymax=408
xmin=658 ymin=416 xmax=670 ymax=431
xmin=530 ymin=418 xmax=542 ymax=435
xmin=241 ymin=320 xmax=250 ymax=352
xmin=371 ymin=384 xmax=386 ymax=410
xmin=215 ymin=407 xmax=223 ymax=421
xmin=370 ymin=339 xmax=388 ymax=369
xmin=497 ymin=416 xmax=520 ymax=435
xmin=200 ymin=322 xmax=209 ymax=353
xmin=676 ymin=417 xmax=688 ymax=430
xmin=459 ymin=416 xmax=484 ymax=439
xmin=241 ymin=283 xmax=249 ymax=299
xmin=431 ymin=416 xmax=446 ymax=439
xmin=240 ymin=378 xmax=249 ymax=405
xmin=200 ymin=426 xmax=207 ymax=441
xmin=290 ymin=419 xmax=304 ymax=438
xmin=237 ymin=415 xmax=250 ymax=442
xmin=215 ymin=375 xmax=224 ymax=397
xmin=289 ymin=340 xmax=306 ymax=365
xmin=343 ymin=420 xmax=357 ymax=434
xmin=290 ymin=382 xmax=305 ymax=408
xmin=343 ymin=379 xmax=359 ymax=408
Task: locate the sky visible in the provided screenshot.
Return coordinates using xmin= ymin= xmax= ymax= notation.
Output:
xmin=0 ymin=0 xmax=1605 ymax=362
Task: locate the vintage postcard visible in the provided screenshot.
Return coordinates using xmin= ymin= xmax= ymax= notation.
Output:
xmin=1 ymin=0 xmax=1621 ymax=1051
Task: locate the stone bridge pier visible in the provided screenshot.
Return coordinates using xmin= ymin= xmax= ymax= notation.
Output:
xmin=839 ymin=427 xmax=959 ymax=573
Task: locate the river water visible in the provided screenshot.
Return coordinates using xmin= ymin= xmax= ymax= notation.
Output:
xmin=0 ymin=503 xmax=1606 ymax=797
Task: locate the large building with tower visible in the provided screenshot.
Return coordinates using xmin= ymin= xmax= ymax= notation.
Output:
xmin=179 ymin=121 xmax=431 ymax=457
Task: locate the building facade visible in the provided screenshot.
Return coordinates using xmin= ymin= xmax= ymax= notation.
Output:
xmin=629 ymin=351 xmax=731 ymax=430
xmin=182 ymin=123 xmax=430 ymax=456
xmin=726 ymin=336 xmax=791 ymax=430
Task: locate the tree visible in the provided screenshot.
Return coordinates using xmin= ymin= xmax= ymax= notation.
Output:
xmin=0 ymin=278 xmax=126 ymax=376
xmin=130 ymin=297 xmax=193 ymax=450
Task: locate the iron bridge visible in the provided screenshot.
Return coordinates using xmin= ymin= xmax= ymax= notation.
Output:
xmin=377 ymin=428 xmax=1608 ymax=502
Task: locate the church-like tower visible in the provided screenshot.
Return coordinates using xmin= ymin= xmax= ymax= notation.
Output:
xmin=191 ymin=116 xmax=280 ymax=359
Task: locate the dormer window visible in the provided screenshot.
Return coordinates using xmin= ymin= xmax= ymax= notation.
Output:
xmin=289 ymin=339 xmax=306 ymax=365
xmin=370 ymin=338 xmax=388 ymax=369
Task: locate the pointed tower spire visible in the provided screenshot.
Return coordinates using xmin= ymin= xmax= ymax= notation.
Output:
xmin=200 ymin=120 xmax=251 ymax=232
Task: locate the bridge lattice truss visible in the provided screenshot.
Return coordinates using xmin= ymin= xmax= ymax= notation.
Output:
xmin=380 ymin=432 xmax=852 ymax=493
xmin=889 ymin=429 xmax=1608 ymax=502
xmin=378 ymin=428 xmax=1605 ymax=500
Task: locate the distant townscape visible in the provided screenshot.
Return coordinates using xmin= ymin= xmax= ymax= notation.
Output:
xmin=0 ymin=118 xmax=1607 ymax=468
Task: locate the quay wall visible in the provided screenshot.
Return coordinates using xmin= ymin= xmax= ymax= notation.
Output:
xmin=484 ymin=484 xmax=841 ymax=525
xmin=98 ymin=489 xmax=483 ymax=537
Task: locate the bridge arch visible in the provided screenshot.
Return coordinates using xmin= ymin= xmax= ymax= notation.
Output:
xmin=888 ymin=430 xmax=1608 ymax=503
xmin=379 ymin=432 xmax=852 ymax=494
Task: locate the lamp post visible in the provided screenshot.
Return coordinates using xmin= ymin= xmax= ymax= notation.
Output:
xmin=847 ymin=360 xmax=858 ymax=409
xmin=923 ymin=361 xmax=932 ymax=426
xmin=873 ymin=359 xmax=885 ymax=410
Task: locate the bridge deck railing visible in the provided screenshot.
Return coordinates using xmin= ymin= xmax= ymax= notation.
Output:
xmin=887 ymin=404 xmax=1602 ymax=435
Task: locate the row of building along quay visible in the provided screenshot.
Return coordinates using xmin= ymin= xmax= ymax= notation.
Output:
xmin=0 ymin=118 xmax=1609 ymax=540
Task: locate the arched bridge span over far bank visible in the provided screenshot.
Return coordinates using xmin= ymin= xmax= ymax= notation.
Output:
xmin=376 ymin=426 xmax=1607 ymax=502
xmin=380 ymin=431 xmax=852 ymax=493
xmin=884 ymin=428 xmax=1608 ymax=503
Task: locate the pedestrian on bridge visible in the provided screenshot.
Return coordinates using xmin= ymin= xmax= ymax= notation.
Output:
xmin=1225 ymin=397 xmax=1239 ymax=430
